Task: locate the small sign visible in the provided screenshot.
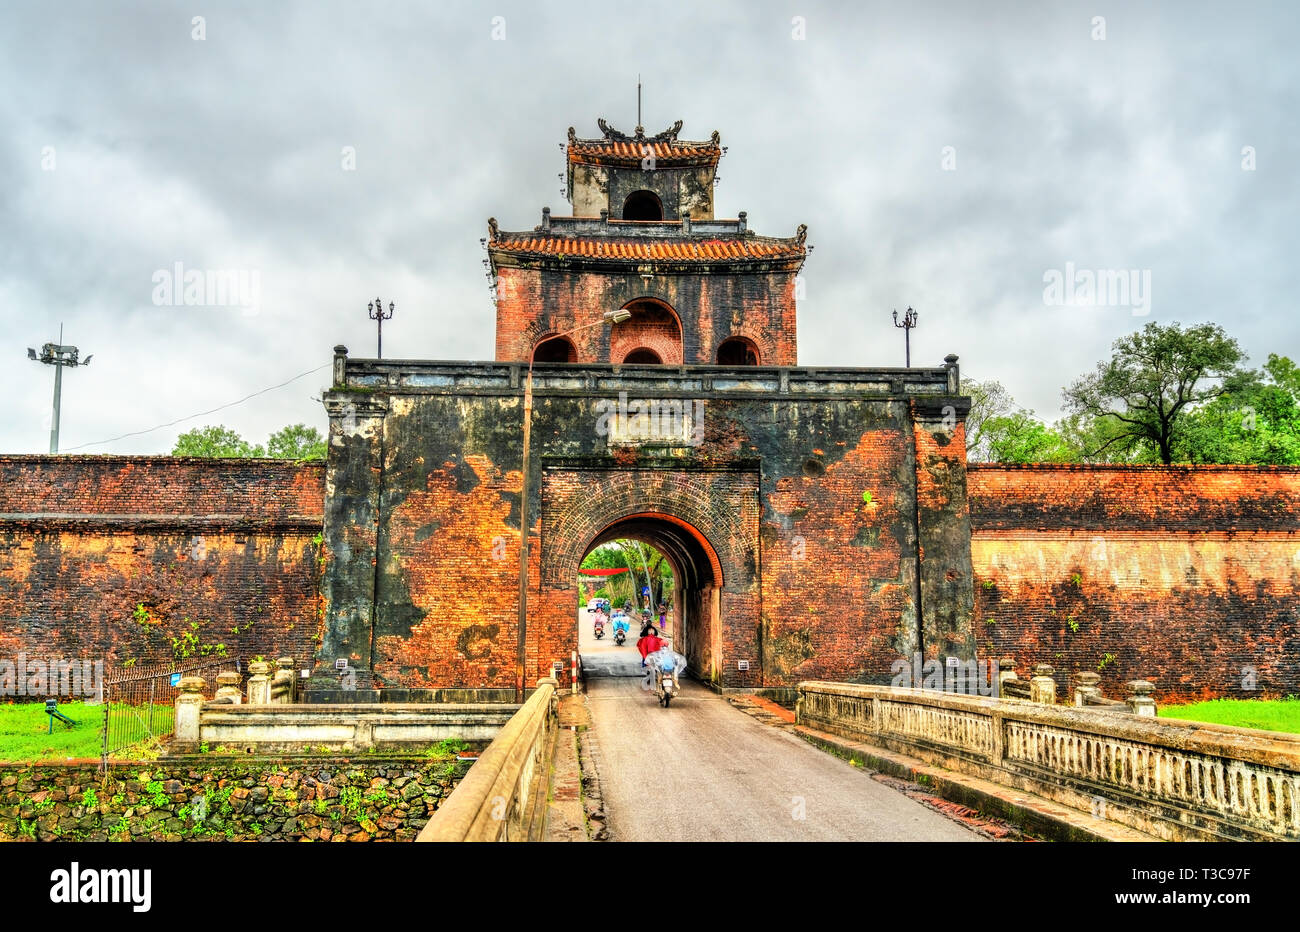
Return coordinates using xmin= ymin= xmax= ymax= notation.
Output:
xmin=737 ymin=660 xmax=750 ymax=671
xmin=300 ymin=669 xmax=311 ymax=679
xmin=946 ymin=656 xmax=960 ymax=668
xmin=334 ymin=658 xmax=349 ymax=670
xmin=170 ymin=673 xmax=182 ymax=687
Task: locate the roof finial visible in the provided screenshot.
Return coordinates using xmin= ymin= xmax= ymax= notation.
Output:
xmin=636 ymin=75 xmax=643 ymax=137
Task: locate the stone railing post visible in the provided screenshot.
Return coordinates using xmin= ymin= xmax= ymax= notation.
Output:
xmin=271 ymin=657 xmax=295 ymax=703
xmin=1126 ymin=680 xmax=1157 ymax=717
xmin=174 ymin=676 xmax=206 ymax=751
xmin=246 ymin=660 xmax=272 ymax=705
xmin=997 ymin=657 xmax=1018 ymax=697
xmin=1030 ymin=664 xmax=1057 ymax=705
xmin=1074 ymin=671 xmax=1101 ymax=707
xmin=215 ymin=671 xmax=242 ymax=704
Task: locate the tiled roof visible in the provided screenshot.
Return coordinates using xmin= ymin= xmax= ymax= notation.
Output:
xmin=567 ymin=119 xmax=720 ymax=168
xmin=568 ymin=138 xmax=719 ymax=167
xmin=490 ymin=234 xmax=803 ymax=263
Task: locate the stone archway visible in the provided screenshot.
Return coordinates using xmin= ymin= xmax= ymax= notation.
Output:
xmin=534 ymin=466 xmax=760 ymax=688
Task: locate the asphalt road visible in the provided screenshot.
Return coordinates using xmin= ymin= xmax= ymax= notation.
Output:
xmin=576 ymin=606 xmax=985 ymax=842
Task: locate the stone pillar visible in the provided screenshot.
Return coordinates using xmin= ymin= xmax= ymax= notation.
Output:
xmin=997 ymin=657 xmax=1019 ymax=697
xmin=1126 ymin=680 xmax=1157 ymax=717
xmin=247 ymin=660 xmax=272 ymax=705
xmin=944 ymin=354 xmax=960 ymax=394
xmin=332 ymin=345 xmax=348 ymax=388
xmin=215 ymin=671 xmax=242 ymax=704
xmin=737 ymin=210 xmax=747 ymax=234
xmin=541 ymin=206 xmax=551 ymax=231
xmin=173 ymin=676 xmax=206 ymax=751
xmin=682 ymin=211 xmax=691 ymax=234
xmin=1074 ymin=671 xmax=1102 ymax=707
xmin=271 ymin=657 xmax=295 ymax=703
xmin=1030 ymin=664 xmax=1057 ymax=705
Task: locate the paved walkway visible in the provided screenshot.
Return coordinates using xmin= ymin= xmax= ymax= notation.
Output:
xmin=574 ymin=608 xmax=983 ymax=842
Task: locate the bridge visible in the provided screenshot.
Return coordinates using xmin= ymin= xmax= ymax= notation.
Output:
xmin=419 ymin=612 xmax=1300 ymax=842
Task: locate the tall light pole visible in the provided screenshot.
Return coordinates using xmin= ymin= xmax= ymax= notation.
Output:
xmin=27 ymin=324 xmax=92 ymax=454
xmin=367 ymin=297 xmax=394 ymax=358
xmin=893 ymin=306 xmax=918 ymax=368
xmin=516 ymin=308 xmax=631 ymax=700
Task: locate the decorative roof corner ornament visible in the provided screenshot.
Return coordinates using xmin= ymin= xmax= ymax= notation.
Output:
xmin=597 ymin=117 xmax=631 ymax=141
xmin=595 ymin=118 xmax=687 ymax=144
xmin=488 ymin=217 xmax=499 ymax=241
xmin=795 ymin=224 xmax=808 ymax=245
xmin=567 ymin=126 xmax=576 ymax=144
xmin=710 ymin=130 xmax=720 ymax=145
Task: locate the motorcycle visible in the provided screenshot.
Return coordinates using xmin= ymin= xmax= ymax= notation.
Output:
xmin=594 ymin=618 xmax=605 ymax=640
xmin=613 ymin=626 xmax=626 ymax=646
xmin=653 ymin=652 xmax=680 ymax=707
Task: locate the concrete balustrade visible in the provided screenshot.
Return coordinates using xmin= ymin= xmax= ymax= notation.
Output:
xmin=418 ymin=678 xmax=559 ymax=843
xmin=246 ymin=660 xmax=272 ymax=705
xmin=797 ymin=680 xmax=1300 ymax=841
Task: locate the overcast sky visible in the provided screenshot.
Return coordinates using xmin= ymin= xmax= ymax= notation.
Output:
xmin=2 ymin=0 xmax=1296 ymax=454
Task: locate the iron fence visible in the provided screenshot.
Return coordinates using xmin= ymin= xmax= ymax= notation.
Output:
xmin=100 ymin=659 xmax=226 ymax=768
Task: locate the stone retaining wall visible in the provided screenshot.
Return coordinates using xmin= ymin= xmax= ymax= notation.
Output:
xmin=0 ymin=755 xmax=469 ymax=842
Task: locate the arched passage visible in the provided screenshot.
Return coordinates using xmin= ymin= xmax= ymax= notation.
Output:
xmin=532 ymin=334 xmax=578 ymax=363
xmin=537 ymin=466 xmax=761 ymax=690
xmin=610 ymin=298 xmax=683 ymax=364
xmin=574 ymin=514 xmax=724 ymax=681
xmin=717 ymin=336 xmax=760 ymax=366
xmin=622 ymin=190 xmax=663 ymax=221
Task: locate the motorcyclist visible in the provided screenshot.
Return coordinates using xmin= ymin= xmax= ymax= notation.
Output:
xmin=637 ymin=625 xmax=665 ymax=667
xmin=611 ymin=611 xmax=630 ymax=641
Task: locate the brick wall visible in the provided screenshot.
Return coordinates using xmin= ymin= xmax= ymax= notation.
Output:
xmin=321 ymin=365 xmax=974 ymax=693
xmin=969 ymin=464 xmax=1300 ymax=703
xmin=493 ymin=265 xmax=799 ymax=365
xmin=0 ymin=456 xmax=325 ymax=676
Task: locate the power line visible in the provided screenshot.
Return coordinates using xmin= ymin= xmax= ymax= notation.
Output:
xmin=59 ymin=363 xmax=331 ymax=452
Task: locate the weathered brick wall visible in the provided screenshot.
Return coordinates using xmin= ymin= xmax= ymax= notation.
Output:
xmin=493 ymin=266 xmax=798 ymax=365
xmin=0 ymin=457 xmax=325 ymax=677
xmin=0 ymin=756 xmax=468 ymax=842
xmin=320 ymin=364 xmax=974 ymax=693
xmin=969 ymin=464 xmax=1300 ymax=703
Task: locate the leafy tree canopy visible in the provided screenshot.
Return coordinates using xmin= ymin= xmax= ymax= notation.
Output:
xmin=1061 ymin=321 xmax=1248 ymax=464
xmin=171 ymin=423 xmax=326 ymax=460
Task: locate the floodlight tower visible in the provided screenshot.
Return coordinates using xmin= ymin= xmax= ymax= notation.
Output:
xmin=27 ymin=324 xmax=92 ymax=454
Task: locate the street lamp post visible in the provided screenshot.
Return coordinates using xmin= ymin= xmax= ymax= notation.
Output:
xmin=515 ymin=308 xmax=632 ymax=700
xmin=27 ymin=324 xmax=93 ymax=454
xmin=368 ymin=297 xmax=394 ymax=358
xmin=893 ymin=306 xmax=918 ymax=368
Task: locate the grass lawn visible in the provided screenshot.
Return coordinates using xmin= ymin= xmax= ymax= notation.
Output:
xmin=0 ymin=701 xmax=174 ymax=762
xmin=1158 ymin=696 xmax=1300 ymax=735
xmin=0 ymin=701 xmax=104 ymax=761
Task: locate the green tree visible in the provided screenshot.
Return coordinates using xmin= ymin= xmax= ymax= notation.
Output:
xmin=1177 ymin=354 xmax=1300 ymax=464
xmin=982 ymin=411 xmax=1074 ymax=463
xmin=171 ymin=425 xmax=264 ymax=457
xmin=266 ymin=424 xmax=327 ymax=460
xmin=1062 ymin=321 xmax=1248 ymax=464
xmin=964 ymin=378 xmax=1015 ymax=462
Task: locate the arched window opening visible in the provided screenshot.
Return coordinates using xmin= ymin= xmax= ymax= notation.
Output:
xmin=623 ymin=190 xmax=663 ymax=222
xmin=622 ymin=348 xmax=663 ymax=365
xmin=610 ymin=299 xmax=682 ymax=365
xmin=532 ymin=335 xmax=578 ymax=363
xmin=717 ymin=337 xmax=760 ymax=366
